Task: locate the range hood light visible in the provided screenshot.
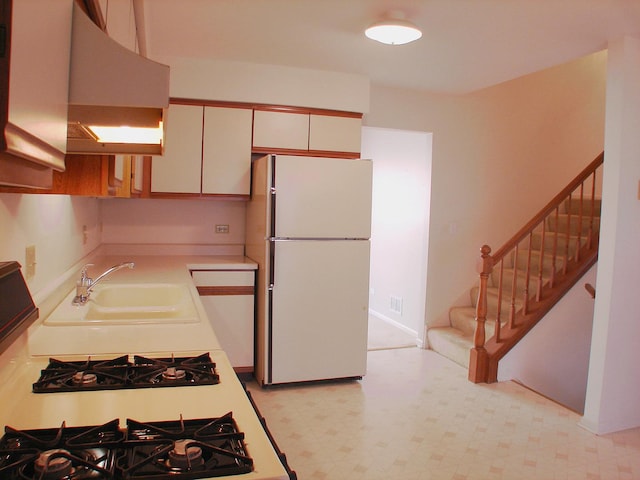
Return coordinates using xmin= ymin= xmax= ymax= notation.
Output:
xmin=87 ymin=124 xmax=163 ymax=145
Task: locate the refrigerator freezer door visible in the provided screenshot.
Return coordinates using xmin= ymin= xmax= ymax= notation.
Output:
xmin=269 ymin=239 xmax=370 ymax=384
xmin=273 ymin=155 xmax=372 ymax=239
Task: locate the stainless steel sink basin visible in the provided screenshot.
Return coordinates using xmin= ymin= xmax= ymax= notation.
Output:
xmin=44 ymin=283 xmax=200 ymax=325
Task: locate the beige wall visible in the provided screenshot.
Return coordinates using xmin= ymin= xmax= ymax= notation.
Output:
xmin=0 ymin=194 xmax=100 ymax=299
xmin=100 ymin=198 xmax=246 ymax=250
xmin=364 ymin=51 xmax=607 ymax=330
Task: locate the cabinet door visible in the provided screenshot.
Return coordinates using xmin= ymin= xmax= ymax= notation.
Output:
xmin=191 ymin=271 xmax=255 ymax=370
xmin=151 ymin=104 xmax=203 ymax=194
xmin=202 ymin=107 xmax=252 ymax=195
xmin=253 ymin=110 xmax=309 ymax=151
xmin=309 ymin=114 xmax=362 ymax=153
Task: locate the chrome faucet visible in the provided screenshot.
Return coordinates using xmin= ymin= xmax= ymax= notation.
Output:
xmin=72 ymin=262 xmax=135 ymax=305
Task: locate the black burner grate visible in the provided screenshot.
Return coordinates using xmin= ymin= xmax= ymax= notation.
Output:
xmin=32 ymin=353 xmax=219 ymax=393
xmin=0 ymin=414 xmax=252 ymax=480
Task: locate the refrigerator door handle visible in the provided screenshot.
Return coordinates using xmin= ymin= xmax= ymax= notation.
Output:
xmin=267 ymin=237 xmax=276 ymax=384
xmin=268 ymin=239 xmax=276 ymax=288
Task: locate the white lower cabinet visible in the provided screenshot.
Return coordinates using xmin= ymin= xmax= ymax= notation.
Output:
xmin=191 ymin=270 xmax=255 ymax=372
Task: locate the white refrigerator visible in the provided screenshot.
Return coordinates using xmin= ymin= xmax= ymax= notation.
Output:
xmin=246 ymin=154 xmax=372 ymax=386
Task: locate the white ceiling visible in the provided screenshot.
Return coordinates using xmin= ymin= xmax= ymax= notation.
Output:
xmin=141 ymin=0 xmax=640 ymax=94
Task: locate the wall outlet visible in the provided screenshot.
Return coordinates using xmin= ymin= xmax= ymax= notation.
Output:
xmin=25 ymin=245 xmax=36 ymax=279
xmin=215 ymin=224 xmax=230 ymax=234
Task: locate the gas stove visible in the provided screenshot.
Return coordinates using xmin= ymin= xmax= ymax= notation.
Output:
xmin=0 ymin=413 xmax=253 ymax=479
xmin=32 ymin=353 xmax=219 ymax=393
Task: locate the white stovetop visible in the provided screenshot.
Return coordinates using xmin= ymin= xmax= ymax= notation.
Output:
xmin=0 ymin=255 xmax=288 ymax=480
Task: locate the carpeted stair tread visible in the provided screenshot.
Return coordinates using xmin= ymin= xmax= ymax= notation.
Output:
xmin=427 ymin=326 xmax=473 ymax=368
xmin=449 ymin=306 xmax=502 ymax=338
xmin=547 ymin=213 xmax=600 ymax=236
xmin=563 ymin=197 xmax=601 ymax=216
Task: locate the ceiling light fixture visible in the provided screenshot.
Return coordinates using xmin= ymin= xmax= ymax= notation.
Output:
xmin=365 ymin=10 xmax=422 ymax=45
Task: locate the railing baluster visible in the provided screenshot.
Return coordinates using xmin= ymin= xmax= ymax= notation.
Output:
xmin=523 ymin=234 xmax=533 ymax=315
xmin=509 ymin=243 xmax=518 ymax=329
xmin=536 ymin=220 xmax=546 ymax=302
xmin=550 ymin=206 xmax=559 ymax=288
xmin=575 ymin=183 xmax=584 ymax=261
xmin=495 ymin=258 xmax=504 ymax=343
xmin=564 ymin=195 xmax=571 ymax=275
xmin=588 ymin=169 xmax=597 ymax=250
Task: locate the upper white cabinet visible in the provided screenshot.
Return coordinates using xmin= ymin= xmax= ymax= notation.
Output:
xmin=151 ymin=104 xmax=202 ymax=194
xmin=0 ymin=0 xmax=73 ymax=188
xmin=309 ymin=114 xmax=362 ymax=153
xmin=151 ymin=103 xmax=252 ymax=196
xmin=252 ymin=110 xmax=309 ymax=151
xmin=202 ymin=107 xmax=253 ymax=195
xmin=252 ymin=109 xmax=362 ymax=156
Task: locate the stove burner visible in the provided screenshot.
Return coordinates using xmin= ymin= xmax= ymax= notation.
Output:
xmin=72 ymin=371 xmax=98 ymax=387
xmin=0 ymin=420 xmax=122 ymax=479
xmin=161 ymin=367 xmax=187 ymax=381
xmin=166 ymin=439 xmax=204 ymax=470
xmin=121 ymin=414 xmax=253 ymax=478
xmin=33 ymin=449 xmax=73 ymax=479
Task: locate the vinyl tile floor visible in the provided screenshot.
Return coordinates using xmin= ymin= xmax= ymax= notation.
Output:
xmin=245 ymin=348 xmax=640 ymax=480
xmin=367 ymin=315 xmax=417 ymax=351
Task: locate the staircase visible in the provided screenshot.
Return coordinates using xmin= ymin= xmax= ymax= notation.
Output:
xmin=428 ymin=152 xmax=603 ymax=383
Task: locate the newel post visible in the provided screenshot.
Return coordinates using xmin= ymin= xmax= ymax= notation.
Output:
xmin=469 ymin=245 xmax=492 ymax=383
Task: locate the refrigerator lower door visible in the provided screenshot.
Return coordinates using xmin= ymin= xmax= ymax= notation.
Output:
xmin=269 ymin=239 xmax=370 ymax=385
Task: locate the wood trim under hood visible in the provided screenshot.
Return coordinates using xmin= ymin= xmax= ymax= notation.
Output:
xmin=66 ymin=1 xmax=169 ymax=155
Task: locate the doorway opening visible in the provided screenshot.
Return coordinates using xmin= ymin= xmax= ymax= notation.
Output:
xmin=361 ymin=126 xmax=433 ymax=351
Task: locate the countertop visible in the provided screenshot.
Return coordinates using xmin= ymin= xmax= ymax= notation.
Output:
xmin=27 ymin=254 xmax=258 ymax=357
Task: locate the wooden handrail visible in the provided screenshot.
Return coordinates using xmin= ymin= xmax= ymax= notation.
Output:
xmin=469 ymin=151 xmax=604 ymax=383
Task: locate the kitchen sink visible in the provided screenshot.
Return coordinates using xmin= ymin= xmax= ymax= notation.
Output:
xmin=90 ymin=283 xmax=190 ymax=309
xmin=44 ymin=283 xmax=200 ymax=326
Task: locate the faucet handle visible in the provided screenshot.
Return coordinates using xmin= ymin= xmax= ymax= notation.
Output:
xmin=79 ymin=263 xmax=94 ymax=285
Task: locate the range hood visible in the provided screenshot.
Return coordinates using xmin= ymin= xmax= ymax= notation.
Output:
xmin=66 ymin=2 xmax=169 ymax=155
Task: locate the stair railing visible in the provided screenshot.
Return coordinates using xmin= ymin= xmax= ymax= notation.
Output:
xmin=469 ymin=152 xmax=604 ymax=383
